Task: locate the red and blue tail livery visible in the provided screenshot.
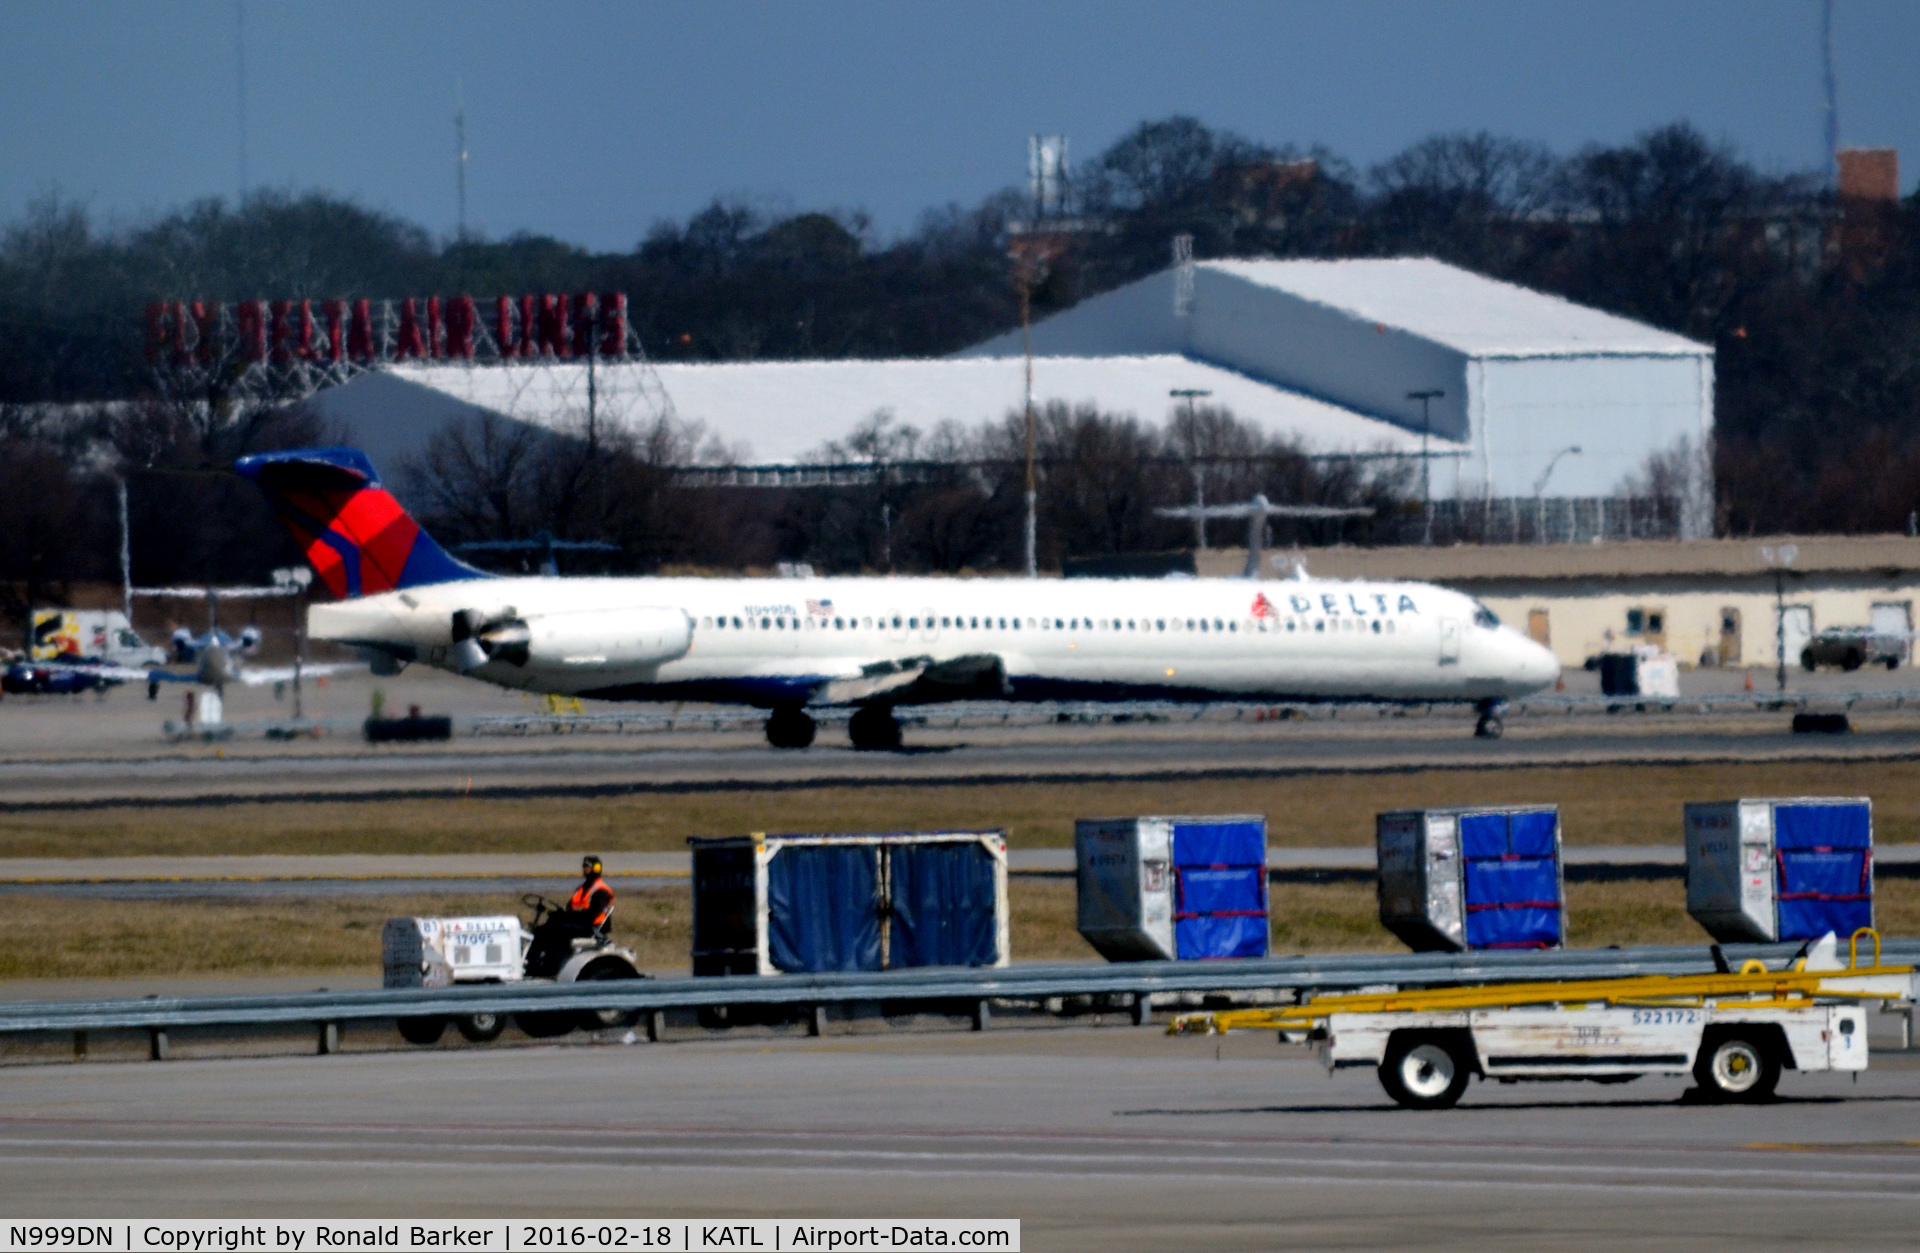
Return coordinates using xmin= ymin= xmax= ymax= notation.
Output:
xmin=235 ymin=447 xmax=488 ymax=599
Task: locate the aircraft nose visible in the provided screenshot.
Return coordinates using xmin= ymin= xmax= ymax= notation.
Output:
xmin=1517 ymin=633 xmax=1560 ymax=688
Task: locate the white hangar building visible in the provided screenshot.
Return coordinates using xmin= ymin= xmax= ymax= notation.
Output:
xmin=303 ymin=256 xmax=1711 ymax=530
xmin=960 ymin=257 xmax=1715 ymax=508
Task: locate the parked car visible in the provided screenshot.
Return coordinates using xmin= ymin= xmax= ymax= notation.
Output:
xmin=1801 ymin=626 xmax=1904 ymax=672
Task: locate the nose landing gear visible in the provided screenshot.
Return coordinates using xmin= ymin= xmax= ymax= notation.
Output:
xmin=1474 ymin=698 xmax=1507 ymax=740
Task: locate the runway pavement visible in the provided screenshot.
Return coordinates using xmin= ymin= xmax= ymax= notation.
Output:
xmin=8 ymin=663 xmax=1920 ymax=808
xmin=3 ymin=1026 xmax=1918 ymax=1247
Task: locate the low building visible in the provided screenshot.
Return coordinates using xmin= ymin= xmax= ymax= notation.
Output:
xmin=962 ymin=257 xmax=1715 ymax=527
xmin=296 ymin=256 xmax=1703 ymax=527
xmin=307 ymin=353 xmax=1457 ymax=493
xmin=1195 ymin=536 xmax=1920 ymax=669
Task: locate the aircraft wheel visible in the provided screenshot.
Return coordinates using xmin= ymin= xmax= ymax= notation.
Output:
xmin=848 ymin=705 xmax=902 ymax=752
xmin=1474 ymin=715 xmax=1503 ymax=740
xmin=765 ymin=705 xmax=816 ymax=749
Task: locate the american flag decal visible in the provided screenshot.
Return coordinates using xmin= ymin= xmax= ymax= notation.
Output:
xmin=1251 ymin=592 xmax=1278 ymax=619
xmin=807 ymin=599 xmax=834 ymax=616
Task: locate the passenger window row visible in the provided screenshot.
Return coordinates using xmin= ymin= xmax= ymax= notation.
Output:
xmin=694 ymin=613 xmax=1400 ymax=636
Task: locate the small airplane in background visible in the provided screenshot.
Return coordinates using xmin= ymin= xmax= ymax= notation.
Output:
xmin=169 ymin=623 xmax=263 ymax=665
xmin=138 ymin=584 xmax=363 ymax=700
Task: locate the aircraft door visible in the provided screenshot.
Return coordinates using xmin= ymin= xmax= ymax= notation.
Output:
xmin=919 ymin=607 xmax=938 ymax=643
xmin=1872 ymin=601 xmax=1911 ymax=665
xmin=888 ymin=609 xmax=908 ymax=644
xmin=1777 ymin=605 xmax=1813 ymax=669
xmin=1438 ymin=617 xmax=1462 ymax=665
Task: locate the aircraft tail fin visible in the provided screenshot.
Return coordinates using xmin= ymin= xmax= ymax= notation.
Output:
xmin=234 ymin=447 xmax=490 ymax=598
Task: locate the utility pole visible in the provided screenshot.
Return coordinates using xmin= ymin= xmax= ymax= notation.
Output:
xmin=235 ymin=0 xmax=248 ymax=204
xmin=1021 ymin=274 xmax=1037 ymax=578
xmin=1822 ymin=0 xmax=1839 ymax=187
xmin=1407 ymin=389 xmax=1444 ymax=545
xmin=116 ymin=477 xmax=132 ymax=623
xmin=455 ymin=80 xmax=468 ymax=239
xmin=1170 ymin=388 xmax=1213 ymax=549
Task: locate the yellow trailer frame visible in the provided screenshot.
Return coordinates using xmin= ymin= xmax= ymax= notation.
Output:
xmin=1170 ymin=929 xmax=1915 ymax=1037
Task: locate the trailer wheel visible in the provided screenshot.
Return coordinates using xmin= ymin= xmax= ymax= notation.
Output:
xmin=515 ymin=1011 xmax=575 ymax=1039
xmin=396 ymin=1016 xmax=447 ymax=1046
xmin=575 ymin=957 xmax=644 ymax=1031
xmin=1695 ymin=1033 xmax=1780 ymax=1102
xmin=455 ymin=1012 xmax=505 ymax=1043
xmin=1380 ymin=1032 xmax=1473 ymax=1110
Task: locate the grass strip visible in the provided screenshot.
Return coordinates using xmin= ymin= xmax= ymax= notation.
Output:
xmin=3 ymin=879 xmax=1912 ymax=982
xmin=6 ymin=759 xmax=1920 ymax=858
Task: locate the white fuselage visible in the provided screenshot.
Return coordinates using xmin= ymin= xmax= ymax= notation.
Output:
xmin=309 ymin=573 xmax=1560 ymax=709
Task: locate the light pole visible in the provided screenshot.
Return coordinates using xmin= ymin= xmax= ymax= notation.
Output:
xmin=1170 ymin=388 xmax=1213 ymax=549
xmin=273 ymin=565 xmax=312 ymax=719
xmin=1533 ymin=445 xmax=1582 ymax=543
xmin=1407 ymin=389 xmax=1444 ymax=545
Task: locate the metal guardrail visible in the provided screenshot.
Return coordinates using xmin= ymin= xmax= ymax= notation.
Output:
xmin=4 ymin=940 xmax=1915 ymax=1038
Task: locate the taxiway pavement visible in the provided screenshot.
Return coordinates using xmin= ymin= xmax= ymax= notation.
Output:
xmin=3 ymin=1027 xmax=1917 ymax=1248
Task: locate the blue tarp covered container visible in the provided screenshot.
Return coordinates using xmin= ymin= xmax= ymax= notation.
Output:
xmin=1076 ymin=815 xmax=1268 ymax=961
xmin=1685 ymin=798 xmax=1873 ymax=943
xmin=1377 ymin=806 xmax=1565 ymax=952
xmin=690 ymin=830 xmax=1009 ymax=976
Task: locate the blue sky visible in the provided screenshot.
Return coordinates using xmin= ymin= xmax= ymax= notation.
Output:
xmin=4 ymin=1 xmax=1917 ymax=251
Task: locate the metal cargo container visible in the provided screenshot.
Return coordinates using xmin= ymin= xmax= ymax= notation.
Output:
xmin=1685 ymin=798 xmax=1873 ymax=943
xmin=1377 ymin=806 xmax=1565 ymax=952
xmin=688 ymin=830 xmax=1009 ymax=976
xmin=1075 ymin=815 xmax=1269 ymax=961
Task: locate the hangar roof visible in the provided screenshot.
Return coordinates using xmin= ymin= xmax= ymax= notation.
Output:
xmin=1203 ymin=259 xmax=1711 ymax=359
xmin=387 ymin=354 xmax=1465 ymax=466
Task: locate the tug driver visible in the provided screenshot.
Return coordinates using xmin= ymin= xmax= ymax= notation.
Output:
xmin=526 ymin=855 xmax=616 ymax=978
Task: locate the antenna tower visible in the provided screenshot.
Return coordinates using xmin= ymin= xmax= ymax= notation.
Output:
xmin=455 ymin=80 xmax=468 ymax=239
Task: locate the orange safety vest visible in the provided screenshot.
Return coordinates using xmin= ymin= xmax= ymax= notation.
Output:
xmin=568 ymin=876 xmax=614 ymax=926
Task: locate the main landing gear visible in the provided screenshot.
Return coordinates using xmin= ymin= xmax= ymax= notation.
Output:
xmin=847 ymin=704 xmax=903 ymax=752
xmin=765 ymin=704 xmax=817 ymax=749
xmin=1474 ymin=698 xmax=1506 ymax=740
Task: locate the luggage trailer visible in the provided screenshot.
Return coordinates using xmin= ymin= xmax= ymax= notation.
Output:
xmin=1173 ymin=930 xmax=1918 ymax=1109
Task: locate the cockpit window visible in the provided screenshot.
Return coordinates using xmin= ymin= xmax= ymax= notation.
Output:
xmin=1473 ymin=603 xmax=1501 ymax=629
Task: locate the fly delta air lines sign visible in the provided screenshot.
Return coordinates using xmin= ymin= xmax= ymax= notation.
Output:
xmin=3 ymin=1223 xmax=1019 ymax=1252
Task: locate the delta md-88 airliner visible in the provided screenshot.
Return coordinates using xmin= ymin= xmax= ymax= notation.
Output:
xmin=237 ymin=448 xmax=1559 ymax=750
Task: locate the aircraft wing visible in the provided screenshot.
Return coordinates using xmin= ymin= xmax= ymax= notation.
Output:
xmin=235 ymin=662 xmax=368 ymax=687
xmin=38 ymin=661 xmax=151 ymax=685
xmin=810 ymin=653 xmax=1010 ymax=706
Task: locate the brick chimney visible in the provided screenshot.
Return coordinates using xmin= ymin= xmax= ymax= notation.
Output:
xmin=1838 ymin=148 xmax=1899 ymax=202
xmin=1834 ymin=148 xmax=1899 ymax=277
